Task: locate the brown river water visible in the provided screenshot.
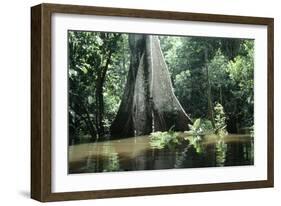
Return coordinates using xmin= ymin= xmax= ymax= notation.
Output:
xmin=68 ymin=134 xmax=254 ymax=174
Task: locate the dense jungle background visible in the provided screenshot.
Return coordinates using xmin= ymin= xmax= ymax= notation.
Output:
xmin=68 ymin=31 xmax=254 ymax=144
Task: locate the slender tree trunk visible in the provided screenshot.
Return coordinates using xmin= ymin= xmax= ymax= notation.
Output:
xmin=205 ymin=49 xmax=215 ymax=127
xmin=219 ymin=85 xmax=223 ymax=105
xmin=70 ymin=97 xmax=98 ymax=141
xmin=95 ymin=77 xmax=105 ymax=136
xmin=94 ymin=49 xmax=113 ymax=137
xmin=81 ymin=113 xmax=97 ymax=141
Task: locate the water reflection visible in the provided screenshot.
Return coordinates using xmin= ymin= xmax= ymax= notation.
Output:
xmin=215 ymin=138 xmax=227 ymax=166
xmin=68 ymin=134 xmax=254 ymax=174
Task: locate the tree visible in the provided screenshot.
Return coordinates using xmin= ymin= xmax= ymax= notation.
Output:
xmin=227 ymin=40 xmax=254 ymax=129
xmin=68 ymin=31 xmax=124 ymax=141
xmin=160 ymin=36 xmax=253 ymax=133
xmin=110 ymin=34 xmax=192 ymax=137
xmin=68 ymin=31 xmax=254 ymax=144
xmin=93 ymin=33 xmax=122 ymax=136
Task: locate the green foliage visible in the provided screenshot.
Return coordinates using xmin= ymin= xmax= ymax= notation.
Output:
xmin=103 ymin=152 xmax=120 ymax=172
xmin=226 ymin=40 xmax=254 ymax=127
xmin=214 ymin=103 xmax=228 ymax=136
xmin=208 ymin=49 xmax=229 ymax=89
xmin=68 ymin=31 xmax=130 ymax=142
xmin=227 ymin=52 xmax=254 ymax=103
xmin=186 ymin=118 xmax=213 ymax=153
xmin=215 ymin=139 xmax=227 ymax=166
xmin=149 ymin=103 xmax=228 ymax=155
xmin=187 ymin=103 xmax=228 ymax=154
xmin=188 ymin=135 xmax=204 ymax=154
xmin=161 ymin=37 xmax=254 ymax=133
xmin=69 ymin=31 xmax=254 ymax=145
xmin=213 ymin=102 xmax=228 ymax=165
xmin=188 ymin=118 xmax=214 ymax=137
xmin=149 ymin=130 xmax=180 ymax=150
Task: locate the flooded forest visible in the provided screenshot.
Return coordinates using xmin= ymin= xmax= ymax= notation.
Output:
xmin=68 ymin=31 xmax=254 ymax=173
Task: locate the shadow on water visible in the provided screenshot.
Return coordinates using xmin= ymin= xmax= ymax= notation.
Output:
xmin=68 ymin=133 xmax=254 ymax=174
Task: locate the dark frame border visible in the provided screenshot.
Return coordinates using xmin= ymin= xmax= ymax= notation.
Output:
xmin=31 ymin=3 xmax=274 ymax=202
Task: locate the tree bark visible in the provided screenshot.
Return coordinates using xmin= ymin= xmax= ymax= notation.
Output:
xmin=149 ymin=36 xmax=191 ymax=131
xmin=95 ymin=49 xmax=113 ymax=137
xmin=95 ymin=78 xmax=104 ymax=135
xmin=205 ymin=48 xmax=215 ymax=127
xmin=110 ymin=35 xmax=191 ymax=138
xmin=110 ymin=35 xmax=146 ymax=137
xmin=133 ymin=53 xmax=153 ymax=135
xmin=70 ymin=95 xmax=98 ymax=141
xmin=219 ymin=85 xmax=223 ymax=105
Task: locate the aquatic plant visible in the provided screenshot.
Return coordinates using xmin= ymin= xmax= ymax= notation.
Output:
xmin=149 ymin=127 xmax=180 ymax=150
xmin=214 ymin=102 xmax=228 ymax=136
xmin=187 ymin=118 xmax=213 ymax=136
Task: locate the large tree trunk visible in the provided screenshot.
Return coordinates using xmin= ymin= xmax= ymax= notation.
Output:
xmin=110 ymin=35 xmax=146 ymax=137
xmin=110 ymin=35 xmax=191 ymax=138
xmin=149 ymin=36 xmax=191 ymax=131
xmin=133 ymin=53 xmax=153 ymax=136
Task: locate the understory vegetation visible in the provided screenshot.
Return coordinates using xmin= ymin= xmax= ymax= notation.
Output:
xmin=68 ymin=31 xmax=254 ymax=145
xmin=149 ymin=102 xmax=228 ymax=151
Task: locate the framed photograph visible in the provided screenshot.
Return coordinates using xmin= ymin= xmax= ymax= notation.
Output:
xmin=31 ymin=3 xmax=274 ymax=202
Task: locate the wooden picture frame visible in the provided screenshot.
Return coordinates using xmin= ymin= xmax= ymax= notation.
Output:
xmin=31 ymin=3 xmax=274 ymax=202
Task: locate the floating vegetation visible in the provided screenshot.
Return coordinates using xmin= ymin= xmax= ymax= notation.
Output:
xmin=149 ymin=130 xmax=181 ymax=150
